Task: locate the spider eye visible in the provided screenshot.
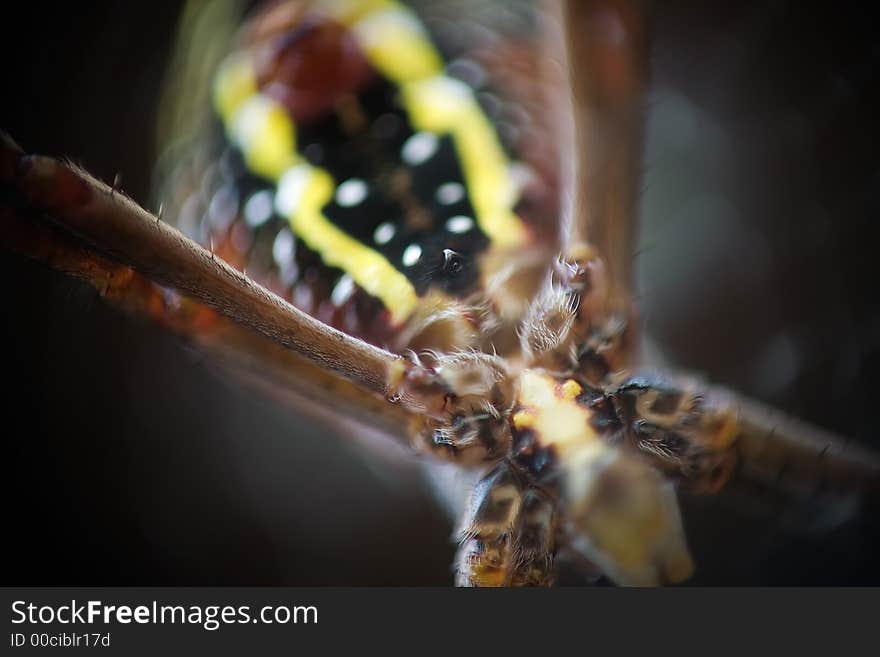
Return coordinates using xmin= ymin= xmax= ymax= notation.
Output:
xmin=442 ymin=249 xmax=464 ymax=276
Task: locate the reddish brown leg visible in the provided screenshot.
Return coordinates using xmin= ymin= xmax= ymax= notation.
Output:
xmin=0 ymin=134 xmax=515 ymax=460
xmin=0 ymin=134 xmax=466 ymax=414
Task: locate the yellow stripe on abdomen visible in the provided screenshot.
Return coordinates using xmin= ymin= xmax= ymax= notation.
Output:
xmin=213 ymin=49 xmax=418 ymax=325
xmin=276 ymin=164 xmax=418 ymax=323
xmin=212 ymin=0 xmax=527 ymax=325
xmin=346 ymin=2 xmax=528 ymax=249
xmin=401 ymin=76 xmax=527 ymax=248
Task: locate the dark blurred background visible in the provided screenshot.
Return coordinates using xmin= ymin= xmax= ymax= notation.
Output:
xmin=2 ymin=0 xmax=879 ymax=584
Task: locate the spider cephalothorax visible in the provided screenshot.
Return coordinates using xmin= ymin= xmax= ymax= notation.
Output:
xmin=2 ymin=0 xmax=878 ymax=587
xmin=385 ymin=236 xmax=742 ymax=585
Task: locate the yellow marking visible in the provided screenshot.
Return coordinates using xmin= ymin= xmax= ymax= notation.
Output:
xmin=213 ymin=46 xmax=419 ymax=325
xmin=230 ymin=95 xmax=299 ymax=180
xmin=512 ymin=409 xmax=535 ymax=430
xmin=348 ymin=4 xmax=443 ymax=82
xmin=471 ymin=564 xmax=507 ymax=587
xmin=213 ymin=52 xmax=257 ymax=124
xmin=320 ymin=0 xmax=392 ymax=26
xmin=560 ymin=379 xmax=583 ymax=401
xmin=515 ymin=370 xmax=599 ymax=455
xmin=385 ymin=358 xmax=407 ymax=394
xmin=284 ymin=165 xmax=418 ymax=324
xmin=342 ymin=0 xmax=527 ymax=248
xmin=402 ymin=76 xmax=528 ymax=248
xmin=212 ymin=0 xmax=527 ymax=323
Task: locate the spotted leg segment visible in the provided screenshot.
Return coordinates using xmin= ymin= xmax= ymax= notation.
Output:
xmin=454 ymin=463 xmax=557 ymax=587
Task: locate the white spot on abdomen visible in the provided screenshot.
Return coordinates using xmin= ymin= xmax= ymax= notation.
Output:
xmin=436 ymin=182 xmax=465 ymax=205
xmin=402 ymin=243 xmax=423 ymax=267
xmin=402 ymin=132 xmax=439 ymax=166
xmin=374 ymin=222 xmax=396 ymax=245
xmin=272 ymin=228 xmax=295 ymax=267
xmin=331 ymin=274 xmax=356 ymax=306
xmin=335 ymin=178 xmax=368 ymax=207
xmin=446 ymin=215 xmax=474 ymax=234
xmin=243 ymin=189 xmax=274 ymax=227
xmin=275 ymin=165 xmax=312 ymax=217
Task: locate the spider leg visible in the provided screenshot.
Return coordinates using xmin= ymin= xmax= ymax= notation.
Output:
xmin=454 ymin=463 xmax=557 ymax=587
xmin=516 ymin=1 xmax=650 ymax=378
xmin=520 ymin=242 xmax=634 ymax=379
xmin=529 ymin=2 xmax=879 ymax=517
xmin=613 ymin=372 xmax=879 ymax=521
xmin=513 ymin=488 xmax=560 ymax=586
xmin=0 ymin=137 xmax=396 ymax=394
xmin=726 ymin=389 xmax=879 ymax=500
xmin=1 ymin=134 xmax=535 ymax=465
xmin=560 ymin=441 xmax=695 ymax=586
xmin=561 ymin=0 xmax=650 ymax=318
xmin=1 ymin=198 xmax=417 ymax=447
xmin=0 ymin=134 xmax=463 ymax=420
xmin=625 ymin=374 xmax=880 ymax=494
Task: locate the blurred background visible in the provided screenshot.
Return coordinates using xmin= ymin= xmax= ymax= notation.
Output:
xmin=2 ymin=0 xmax=878 ymax=584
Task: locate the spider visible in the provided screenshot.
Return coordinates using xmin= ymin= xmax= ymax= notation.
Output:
xmin=2 ymin=0 xmax=879 ymax=585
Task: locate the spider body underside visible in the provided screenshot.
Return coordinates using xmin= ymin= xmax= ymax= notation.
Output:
xmin=2 ymin=0 xmax=878 ymax=586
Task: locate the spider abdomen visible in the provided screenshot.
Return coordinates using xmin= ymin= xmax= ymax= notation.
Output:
xmin=165 ymin=0 xmax=557 ymax=354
